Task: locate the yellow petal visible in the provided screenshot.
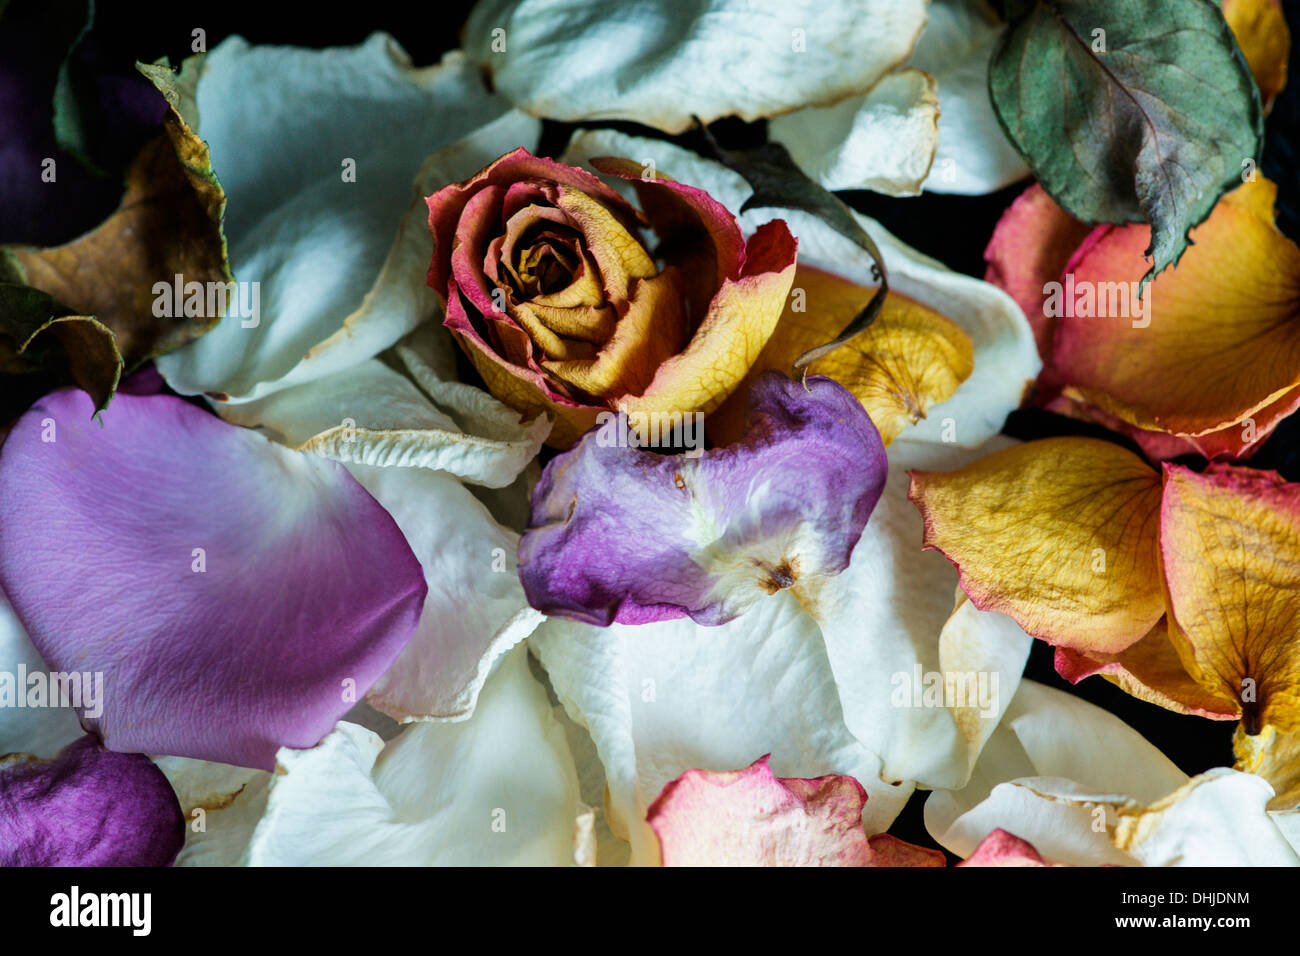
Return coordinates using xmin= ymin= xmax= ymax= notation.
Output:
xmin=1056 ymin=618 xmax=1241 ymax=720
xmin=1160 ymin=464 xmax=1300 ymax=735
xmin=1234 ymin=724 xmax=1300 ymax=808
xmin=617 ymin=221 xmax=796 ymax=418
xmin=1223 ymin=0 xmax=1290 ymax=110
xmin=553 ymin=187 xmax=656 ymax=299
xmin=449 ymin=327 xmax=595 ymax=447
xmin=711 ymin=265 xmax=973 ymax=445
xmin=544 ymin=267 xmax=687 ymax=398
xmin=909 ymin=437 xmax=1164 ymax=653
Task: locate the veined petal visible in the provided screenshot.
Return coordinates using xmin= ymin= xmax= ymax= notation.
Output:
xmin=463 ymin=0 xmax=927 ymax=134
xmin=1223 ymin=0 xmax=1290 ymax=111
xmin=647 ymin=756 xmax=944 ymax=867
xmin=1054 ymin=619 xmax=1241 ymax=721
xmin=243 ymin=645 xmax=587 ymax=866
xmin=1041 ymin=390 xmax=1300 ymax=462
xmin=1 ymin=735 xmax=183 ymax=866
xmin=0 ymin=388 xmax=426 ymax=769
xmin=709 ymin=265 xmax=974 ymax=447
xmin=1160 ymin=463 xmax=1300 ymax=735
xmin=518 ymin=372 xmax=886 ymax=627
xmin=910 ymin=437 xmax=1164 ymax=653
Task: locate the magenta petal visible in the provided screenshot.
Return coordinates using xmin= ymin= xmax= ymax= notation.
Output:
xmin=518 ymin=371 xmax=887 ymax=626
xmin=0 ymin=735 xmax=183 ymax=866
xmin=0 ymin=389 xmax=426 ymax=769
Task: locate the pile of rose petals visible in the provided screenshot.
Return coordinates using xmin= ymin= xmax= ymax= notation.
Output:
xmin=2 ymin=0 xmax=1299 ymax=869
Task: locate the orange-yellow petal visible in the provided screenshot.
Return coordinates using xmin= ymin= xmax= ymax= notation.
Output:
xmin=543 ymin=267 xmax=687 ymax=399
xmin=1053 ymin=177 xmax=1300 ymax=438
xmin=709 ymin=264 xmax=973 ymax=446
xmin=1160 ymin=463 xmax=1300 ymax=735
xmin=617 ymin=220 xmax=797 ymax=417
xmin=1223 ymin=0 xmax=1290 ymax=111
xmin=909 ymin=437 xmax=1164 ymax=653
xmin=1054 ymin=618 xmax=1241 ymax=720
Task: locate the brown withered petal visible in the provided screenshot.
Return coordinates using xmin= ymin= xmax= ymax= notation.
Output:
xmin=6 ymin=59 xmax=230 ymax=370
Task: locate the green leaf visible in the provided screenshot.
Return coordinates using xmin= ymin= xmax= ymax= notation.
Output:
xmin=50 ymin=0 xmax=99 ymax=173
xmin=696 ymin=125 xmax=889 ymax=369
xmin=990 ymin=0 xmax=1263 ymax=284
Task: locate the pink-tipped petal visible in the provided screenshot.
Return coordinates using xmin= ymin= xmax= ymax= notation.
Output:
xmin=647 ymin=755 xmax=944 ymax=867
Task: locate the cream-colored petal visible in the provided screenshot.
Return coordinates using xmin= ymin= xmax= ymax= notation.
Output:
xmin=157 ymin=35 xmax=538 ymax=403
xmin=769 ymin=69 xmax=939 ymax=196
xmin=346 ymin=463 xmax=545 ymax=723
xmin=243 ymin=645 xmax=586 ymax=865
xmin=0 ymin=591 xmax=84 ymax=759
xmin=151 ymin=756 xmax=271 ymax=867
xmin=530 ymin=591 xmax=914 ymax=866
xmin=464 ymin=0 xmax=927 ymax=134
xmin=911 ymin=0 xmax=1030 ymax=194
xmin=221 ymin=356 xmax=548 ymax=488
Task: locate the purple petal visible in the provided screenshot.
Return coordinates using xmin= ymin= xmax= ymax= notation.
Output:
xmin=0 ymin=734 xmax=183 ymax=866
xmin=518 ymin=371 xmax=887 ymax=626
xmin=0 ymin=388 xmax=426 ymax=769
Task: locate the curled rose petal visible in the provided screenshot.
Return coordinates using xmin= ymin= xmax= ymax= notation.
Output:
xmin=427 ymin=147 xmax=797 ymax=448
xmin=925 ymin=680 xmax=1189 ymax=865
xmin=1054 ymin=620 xmax=1240 ymax=721
xmin=563 ymin=129 xmax=1039 ymax=459
xmin=1054 ymin=179 xmax=1300 ymax=440
xmin=518 ymin=371 xmax=886 ymax=627
xmin=1 ymin=735 xmax=183 ymax=866
xmin=647 ymin=755 xmax=944 ymax=867
xmin=0 ymin=387 xmax=426 ymax=769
